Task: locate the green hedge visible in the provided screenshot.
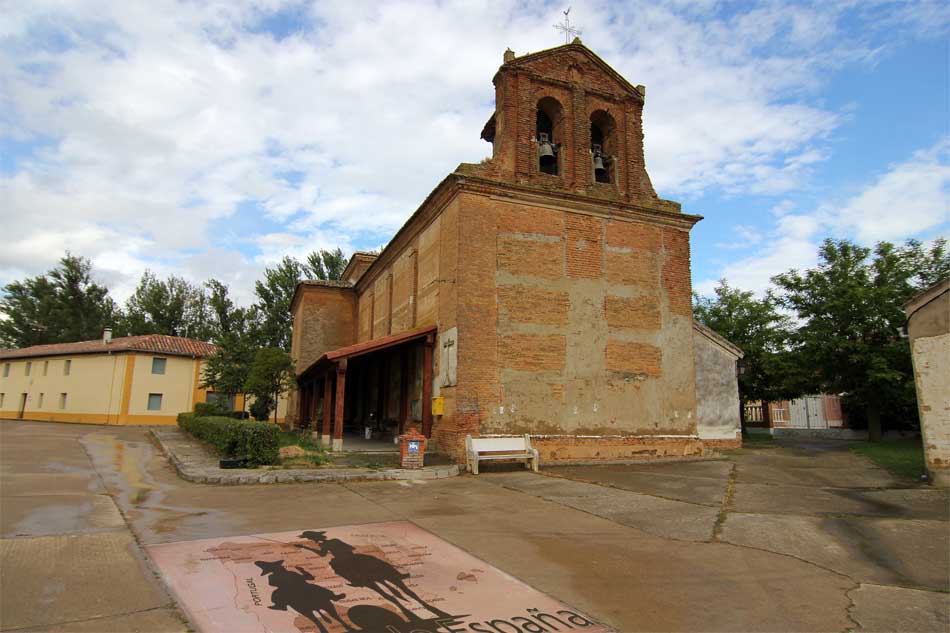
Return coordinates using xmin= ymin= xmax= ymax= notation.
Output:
xmin=177 ymin=413 xmax=279 ymax=466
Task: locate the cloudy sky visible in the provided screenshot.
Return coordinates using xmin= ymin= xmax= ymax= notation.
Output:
xmin=2 ymin=0 xmax=948 ymax=305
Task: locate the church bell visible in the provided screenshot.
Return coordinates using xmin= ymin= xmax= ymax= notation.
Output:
xmin=592 ymin=144 xmax=608 ymax=181
xmin=538 ymin=132 xmax=557 ymax=171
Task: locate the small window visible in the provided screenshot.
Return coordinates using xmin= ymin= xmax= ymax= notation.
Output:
xmin=25 ymin=362 xmax=31 ymax=376
xmin=38 ymin=393 xmax=44 ymax=408
xmin=206 ymin=391 xmax=235 ymax=409
xmin=0 ymin=393 xmax=5 ymax=407
xmin=64 ymin=359 xmax=71 ymax=376
xmin=147 ymin=393 xmax=163 ymax=411
xmin=3 ymin=363 xmax=9 ymax=378
xmin=151 ymin=358 xmax=166 ymax=375
xmin=43 ymin=361 xmax=49 ymax=376
xmin=59 ymin=393 xmax=67 ymax=409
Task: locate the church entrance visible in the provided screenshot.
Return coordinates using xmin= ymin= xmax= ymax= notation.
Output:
xmin=296 ymin=326 xmax=436 ymax=452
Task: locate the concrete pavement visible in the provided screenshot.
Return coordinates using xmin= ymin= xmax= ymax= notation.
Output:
xmin=1 ymin=421 xmax=947 ymax=632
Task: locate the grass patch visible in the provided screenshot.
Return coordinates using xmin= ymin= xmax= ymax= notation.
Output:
xmin=851 ymin=437 xmax=926 ymax=481
xmin=277 ymin=430 xmax=330 ymax=467
xmin=278 ymin=430 xmax=323 ymax=452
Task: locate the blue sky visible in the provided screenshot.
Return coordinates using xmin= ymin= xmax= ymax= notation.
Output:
xmin=1 ymin=0 xmax=947 ymax=304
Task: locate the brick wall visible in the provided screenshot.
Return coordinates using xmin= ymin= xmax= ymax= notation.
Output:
xmin=485 ymin=43 xmax=659 ymax=205
xmin=443 ymin=188 xmax=699 ymax=461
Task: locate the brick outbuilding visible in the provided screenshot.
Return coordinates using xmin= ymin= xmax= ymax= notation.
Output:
xmin=289 ymin=41 xmax=728 ymax=462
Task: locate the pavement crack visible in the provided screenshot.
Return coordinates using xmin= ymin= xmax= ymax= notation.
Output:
xmin=711 ymin=463 xmax=737 ymax=542
xmin=3 ymin=606 xmax=178 ymax=632
xmin=536 ymin=469 xmax=723 ymax=509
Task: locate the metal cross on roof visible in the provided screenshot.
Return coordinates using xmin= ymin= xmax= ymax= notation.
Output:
xmin=554 ymin=7 xmax=582 ymax=44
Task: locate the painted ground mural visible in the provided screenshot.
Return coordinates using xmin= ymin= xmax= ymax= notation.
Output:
xmin=147 ymin=521 xmax=612 ymax=633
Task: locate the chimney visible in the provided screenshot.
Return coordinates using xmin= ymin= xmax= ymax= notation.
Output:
xmin=503 ymin=48 xmax=515 ymax=63
xmin=103 ymin=328 xmax=112 ymax=344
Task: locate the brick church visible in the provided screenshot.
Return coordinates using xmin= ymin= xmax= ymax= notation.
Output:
xmin=288 ymin=40 xmax=741 ymax=463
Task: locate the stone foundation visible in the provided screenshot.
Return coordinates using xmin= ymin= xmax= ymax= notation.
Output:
xmin=528 ymin=435 xmax=705 ymax=463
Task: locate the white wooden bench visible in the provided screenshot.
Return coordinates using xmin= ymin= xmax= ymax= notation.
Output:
xmin=465 ymin=434 xmax=539 ymax=474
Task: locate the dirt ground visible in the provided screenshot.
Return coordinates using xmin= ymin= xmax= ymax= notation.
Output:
xmin=1 ymin=420 xmax=947 ymax=632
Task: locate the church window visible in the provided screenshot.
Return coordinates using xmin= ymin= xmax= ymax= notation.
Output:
xmin=590 ymin=110 xmax=616 ymax=184
xmin=536 ymin=97 xmax=563 ymax=176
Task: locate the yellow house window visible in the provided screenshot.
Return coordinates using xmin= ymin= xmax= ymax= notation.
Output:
xmin=3 ymin=363 xmax=9 ymax=377
xmin=0 ymin=393 xmax=5 ymax=408
xmin=64 ymin=360 xmax=71 ymax=376
xmin=38 ymin=393 xmax=44 ymax=408
xmin=25 ymin=362 xmax=32 ymax=376
xmin=59 ymin=393 xmax=67 ymax=409
xmin=151 ymin=358 xmax=167 ymax=375
xmin=147 ymin=393 xmax=163 ymax=411
xmin=43 ymin=361 xmax=48 ymax=376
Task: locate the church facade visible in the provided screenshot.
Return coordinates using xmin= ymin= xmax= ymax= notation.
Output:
xmin=289 ymin=41 xmax=737 ymax=462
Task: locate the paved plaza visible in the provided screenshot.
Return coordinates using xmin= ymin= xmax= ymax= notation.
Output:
xmin=1 ymin=420 xmax=947 ymax=632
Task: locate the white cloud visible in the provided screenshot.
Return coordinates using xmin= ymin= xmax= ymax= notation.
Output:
xmin=1 ymin=0 xmax=946 ymax=306
xmin=835 ymin=139 xmax=950 ymax=242
xmin=697 ymin=137 xmax=950 ymax=296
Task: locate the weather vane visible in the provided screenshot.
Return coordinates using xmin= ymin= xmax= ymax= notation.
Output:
xmin=554 ymin=7 xmax=582 ymax=44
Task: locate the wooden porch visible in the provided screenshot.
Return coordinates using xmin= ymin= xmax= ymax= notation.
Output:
xmin=296 ymin=325 xmax=436 ymax=452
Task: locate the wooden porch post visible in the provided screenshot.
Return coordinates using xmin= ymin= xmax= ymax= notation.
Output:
xmin=297 ymin=382 xmax=308 ymax=430
xmin=399 ymin=348 xmax=410 ymax=435
xmin=309 ymin=380 xmax=319 ymax=434
xmin=321 ymin=373 xmax=333 ymax=447
xmin=380 ymin=352 xmax=390 ymax=425
xmin=333 ymin=360 xmax=347 ymax=452
xmin=422 ymin=334 xmax=434 ymax=438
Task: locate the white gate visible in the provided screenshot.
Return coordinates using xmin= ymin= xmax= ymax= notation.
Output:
xmin=788 ymin=396 xmax=827 ymax=429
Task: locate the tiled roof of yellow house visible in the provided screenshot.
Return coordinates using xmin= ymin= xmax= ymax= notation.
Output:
xmin=0 ymin=334 xmax=218 ymax=360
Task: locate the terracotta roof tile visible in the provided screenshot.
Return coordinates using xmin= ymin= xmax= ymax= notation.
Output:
xmin=0 ymin=334 xmax=218 ymax=360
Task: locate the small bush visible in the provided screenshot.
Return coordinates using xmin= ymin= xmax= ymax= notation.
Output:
xmin=249 ymin=396 xmax=273 ymax=422
xmin=194 ymin=401 xmax=232 ymax=417
xmin=177 ymin=413 xmax=279 ymax=466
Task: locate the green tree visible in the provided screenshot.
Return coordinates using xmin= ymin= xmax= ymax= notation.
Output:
xmin=253 ymin=250 xmax=349 ymax=351
xmin=244 ymin=347 xmax=295 ymax=423
xmin=201 ymin=281 xmax=263 ymax=412
xmin=254 ymin=257 xmax=305 ymax=351
xmin=305 ymin=248 xmax=347 ymax=281
xmin=693 ymin=281 xmax=799 ymax=427
xmin=900 ymin=238 xmax=950 ymax=289
xmin=0 ymin=254 xmax=118 ymax=348
xmin=124 ymin=271 xmax=212 ymax=340
xmin=772 ymin=238 xmax=946 ymax=442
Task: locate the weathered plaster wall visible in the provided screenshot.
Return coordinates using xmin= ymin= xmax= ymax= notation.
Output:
xmin=910 ymin=332 xmax=950 ymax=487
xmin=907 ymin=287 xmax=949 ymax=487
xmin=694 ymin=329 xmax=741 ymax=441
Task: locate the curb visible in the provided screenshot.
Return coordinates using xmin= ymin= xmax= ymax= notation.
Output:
xmin=150 ymin=428 xmax=460 ymax=485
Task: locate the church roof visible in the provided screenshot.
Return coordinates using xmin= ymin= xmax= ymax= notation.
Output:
xmin=500 ymin=39 xmax=645 ymax=99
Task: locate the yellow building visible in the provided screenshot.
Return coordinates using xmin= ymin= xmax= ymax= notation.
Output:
xmin=0 ymin=332 xmax=228 ymax=425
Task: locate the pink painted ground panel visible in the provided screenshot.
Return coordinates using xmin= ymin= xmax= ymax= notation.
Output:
xmin=147 ymin=520 xmax=611 ymax=633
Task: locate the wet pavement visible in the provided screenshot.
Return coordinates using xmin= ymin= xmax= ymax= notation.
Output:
xmin=1 ymin=420 xmax=948 ymax=632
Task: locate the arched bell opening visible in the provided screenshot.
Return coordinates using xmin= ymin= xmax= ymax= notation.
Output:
xmin=536 ymin=97 xmax=564 ymax=176
xmin=590 ymin=110 xmax=616 ymax=184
